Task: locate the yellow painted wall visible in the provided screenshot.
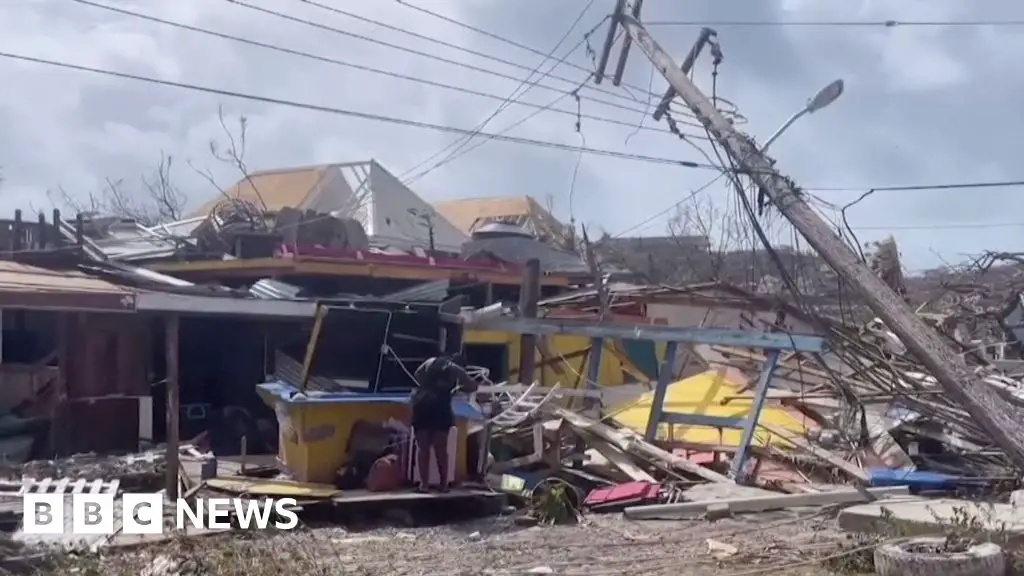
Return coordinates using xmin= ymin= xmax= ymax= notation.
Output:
xmin=467 ymin=330 xmax=661 ymax=388
xmin=610 ymin=370 xmax=813 ymax=448
xmin=263 ymin=395 xmax=469 ymax=484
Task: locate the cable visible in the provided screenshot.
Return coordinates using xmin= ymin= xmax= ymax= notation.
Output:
xmin=395 ymin=0 xmax=664 ymax=101
xmin=401 ymin=2 xmax=598 ymax=183
xmin=616 ymin=177 xmax=1024 ymax=238
xmin=71 ymin=0 xmax=669 ymax=137
xmin=806 ymin=180 xmax=1024 ymax=192
xmin=403 ymin=78 xmax=587 ymax=185
xmin=612 ymin=171 xmax=727 ymax=238
xmin=856 ymin=221 xmax=1024 ymax=231
xmin=291 ymin=0 xmax=659 ymax=108
xmin=645 ymin=19 xmax=1024 ymax=28
xmin=225 ymin=0 xmax=657 ymax=117
xmin=0 ymin=50 xmax=723 ymax=169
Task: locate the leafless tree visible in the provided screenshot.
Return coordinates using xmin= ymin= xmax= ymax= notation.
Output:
xmin=648 ymin=193 xmax=749 ymax=285
xmin=189 ymin=107 xmax=267 ymax=214
xmin=47 ymin=152 xmax=186 ymax=226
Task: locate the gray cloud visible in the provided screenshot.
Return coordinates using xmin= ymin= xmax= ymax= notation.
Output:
xmin=0 ymin=0 xmax=1021 ymax=270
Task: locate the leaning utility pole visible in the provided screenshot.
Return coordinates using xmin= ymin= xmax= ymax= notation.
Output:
xmin=596 ymin=6 xmax=1024 ymax=469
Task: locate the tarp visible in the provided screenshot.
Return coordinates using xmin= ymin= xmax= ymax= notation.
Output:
xmin=609 ymin=369 xmax=812 ymax=448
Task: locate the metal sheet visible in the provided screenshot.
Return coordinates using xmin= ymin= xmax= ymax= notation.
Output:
xmin=134 ymin=291 xmax=316 ymax=318
xmin=250 ymin=278 xmax=303 ymax=300
xmin=470 ymin=316 xmax=825 ymax=351
xmin=382 ymin=279 xmax=450 ymax=302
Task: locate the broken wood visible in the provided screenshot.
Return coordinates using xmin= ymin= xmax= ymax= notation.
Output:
xmin=623 ymin=485 xmax=909 ymax=519
xmin=585 ymin=436 xmax=657 ymax=483
xmin=551 ymin=407 xmax=733 ymax=484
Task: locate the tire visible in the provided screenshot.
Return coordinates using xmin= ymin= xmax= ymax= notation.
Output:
xmin=873 ymin=537 xmax=1005 ymax=576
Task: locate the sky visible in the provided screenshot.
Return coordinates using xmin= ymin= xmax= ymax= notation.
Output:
xmin=0 ymin=0 xmax=1022 ymax=272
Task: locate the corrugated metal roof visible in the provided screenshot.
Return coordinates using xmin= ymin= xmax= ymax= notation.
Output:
xmin=79 ymin=218 xmax=204 ymax=262
xmin=250 ymin=278 xmax=304 ymax=300
xmin=0 ymin=261 xmax=131 ymax=295
xmin=382 ymin=279 xmax=450 ymax=302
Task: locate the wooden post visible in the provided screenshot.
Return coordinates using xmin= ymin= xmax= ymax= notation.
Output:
xmin=517 ymin=259 xmax=541 ymax=385
xmin=51 ymin=314 xmax=70 ymax=455
xmin=165 ymin=316 xmax=180 ymax=500
xmin=74 ymin=213 xmax=84 ymax=246
xmin=36 ymin=212 xmax=46 ymax=249
xmin=12 ymin=210 xmax=22 ymax=252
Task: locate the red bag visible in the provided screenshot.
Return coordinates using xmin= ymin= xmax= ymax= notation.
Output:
xmin=366 ymin=454 xmax=403 ymax=492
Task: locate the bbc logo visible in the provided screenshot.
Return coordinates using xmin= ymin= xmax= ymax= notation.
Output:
xmin=23 ymin=493 xmax=166 ymax=535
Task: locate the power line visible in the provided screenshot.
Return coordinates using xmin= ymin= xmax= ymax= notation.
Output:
xmin=225 ymin=0 xmax=659 ymax=117
xmin=806 ymin=180 xmax=1024 ymax=192
xmin=400 ymin=2 xmax=599 ymax=183
xmin=0 ymin=49 xmax=721 ymax=169
xmin=290 ymin=0 xmax=660 ymax=107
xmin=645 ymin=19 xmax=1024 ymax=28
xmin=72 ymin=0 xmax=674 ymax=137
xmin=405 ymin=80 xmax=586 ymax=185
xmin=614 ymin=178 xmax=1024 ymax=238
xmin=856 ymin=221 xmax=1024 ymax=231
xmin=395 ymin=0 xmax=663 ymax=100
xmin=611 ymin=171 xmax=726 ymax=238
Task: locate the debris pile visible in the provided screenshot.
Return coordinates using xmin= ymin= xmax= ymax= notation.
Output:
xmin=475 ymin=276 xmax=1024 ymax=524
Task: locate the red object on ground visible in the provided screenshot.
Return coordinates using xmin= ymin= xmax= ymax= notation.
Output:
xmin=583 ymin=481 xmax=661 ymax=507
xmin=366 ymin=454 xmax=404 ymax=492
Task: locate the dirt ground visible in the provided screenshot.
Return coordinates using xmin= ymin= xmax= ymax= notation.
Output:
xmin=41 ymin=508 xmax=870 ymax=575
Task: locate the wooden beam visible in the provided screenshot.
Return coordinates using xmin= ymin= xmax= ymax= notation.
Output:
xmin=165 ymin=315 xmax=181 ymax=500
xmin=148 ymin=256 xmax=570 ymax=286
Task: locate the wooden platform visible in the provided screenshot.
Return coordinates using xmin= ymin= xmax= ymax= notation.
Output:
xmin=331 ymin=486 xmax=501 ymax=504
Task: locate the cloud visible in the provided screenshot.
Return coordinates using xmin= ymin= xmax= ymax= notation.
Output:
xmin=0 ymin=0 xmax=1020 ymax=270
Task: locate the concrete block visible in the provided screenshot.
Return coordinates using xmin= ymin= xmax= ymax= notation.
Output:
xmin=705 ymin=502 xmax=732 ymax=521
xmin=839 ymin=497 xmax=1024 ymax=541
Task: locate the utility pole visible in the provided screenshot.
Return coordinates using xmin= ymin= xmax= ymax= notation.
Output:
xmin=596 ymin=6 xmax=1024 ymax=469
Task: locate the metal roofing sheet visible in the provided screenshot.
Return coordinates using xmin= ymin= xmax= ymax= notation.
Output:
xmin=250 ymin=278 xmax=304 ymax=300
xmin=382 ymin=279 xmax=450 ymax=302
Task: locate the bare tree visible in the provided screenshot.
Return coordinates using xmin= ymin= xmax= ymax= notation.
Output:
xmin=658 ymin=193 xmax=748 ymax=284
xmin=189 ymin=107 xmax=267 ymax=213
xmin=48 ymin=153 xmax=186 ymax=226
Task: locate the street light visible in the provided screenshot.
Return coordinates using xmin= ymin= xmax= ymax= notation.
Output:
xmin=806 ymin=79 xmax=844 ymax=113
xmin=759 ymin=78 xmax=844 ymax=153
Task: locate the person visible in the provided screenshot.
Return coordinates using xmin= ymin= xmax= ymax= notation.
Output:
xmin=410 ymin=355 xmax=478 ymax=492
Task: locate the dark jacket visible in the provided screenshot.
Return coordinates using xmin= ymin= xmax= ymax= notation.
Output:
xmin=409 ymin=356 xmax=476 ymax=431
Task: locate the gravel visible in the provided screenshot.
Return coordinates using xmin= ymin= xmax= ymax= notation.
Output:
xmin=42 ymin=509 xmax=857 ymax=576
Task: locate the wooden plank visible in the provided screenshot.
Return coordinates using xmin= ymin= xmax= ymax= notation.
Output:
xmin=586 ymin=436 xmax=657 ymax=483
xmin=623 ymin=486 xmax=909 ymax=519
xmin=759 ymin=423 xmax=869 ymax=482
xmin=553 ymin=407 xmax=733 ymax=483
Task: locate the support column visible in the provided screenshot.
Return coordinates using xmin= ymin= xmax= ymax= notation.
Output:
xmin=165 ymin=316 xmax=180 ymax=500
xmin=730 ymin=350 xmax=780 ymax=483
